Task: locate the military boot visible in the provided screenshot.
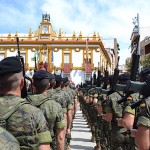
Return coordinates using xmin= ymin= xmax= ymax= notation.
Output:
xmin=91 ymin=134 xmax=96 ymax=142
xmin=66 ymin=145 xmax=71 ymax=150
xmin=94 ymin=141 xmax=101 ymax=150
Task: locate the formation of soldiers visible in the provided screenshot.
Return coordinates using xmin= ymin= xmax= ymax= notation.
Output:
xmin=0 ymin=55 xmax=149 ymax=150
xmin=78 ymin=69 xmax=150 ymax=150
xmin=0 ymin=56 xmax=78 ymax=150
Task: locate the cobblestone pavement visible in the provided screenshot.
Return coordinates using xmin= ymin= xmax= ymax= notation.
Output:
xmin=70 ymin=105 xmax=95 ymax=150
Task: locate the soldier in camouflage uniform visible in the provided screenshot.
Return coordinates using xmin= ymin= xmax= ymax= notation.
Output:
xmin=0 ymin=126 xmax=20 ymax=150
xmin=117 ymin=93 xmax=139 ymax=150
xmin=47 ymin=73 xmax=56 ymax=97
xmin=96 ymin=92 xmax=111 ymax=150
xmin=28 ymin=70 xmax=66 ymax=150
xmin=50 ymin=75 xmax=71 ymax=150
xmin=0 ymin=56 xmax=51 ymax=150
xmin=102 ymin=74 xmax=130 ymax=150
xmin=135 ymin=96 xmax=150 ymax=150
xmin=130 ymin=67 xmax=150 ymax=150
xmin=61 ymin=77 xmax=74 ymax=150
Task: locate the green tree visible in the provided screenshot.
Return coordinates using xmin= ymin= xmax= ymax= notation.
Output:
xmin=140 ymin=53 xmax=150 ymax=67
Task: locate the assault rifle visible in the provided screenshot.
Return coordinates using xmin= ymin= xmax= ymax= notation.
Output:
xmin=116 ymin=80 xmax=145 ymax=104
xmin=16 ymin=37 xmax=28 ymax=98
xmin=97 ymin=62 xmax=102 ymax=87
xmin=130 ymin=82 xmax=150 ymax=109
xmin=34 ymin=55 xmax=37 ymax=72
xmin=130 ymin=35 xmax=140 ymax=81
xmin=107 ymin=56 xmax=120 ymax=95
xmin=103 ymin=65 xmax=109 ymax=89
xmin=93 ymin=71 xmax=97 ymax=85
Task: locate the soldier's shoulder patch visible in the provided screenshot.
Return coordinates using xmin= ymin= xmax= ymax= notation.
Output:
xmin=140 ymin=102 xmax=146 ymax=108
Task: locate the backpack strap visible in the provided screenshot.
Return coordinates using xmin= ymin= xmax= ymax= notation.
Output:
xmin=0 ymin=101 xmax=29 ymax=128
xmin=27 ymin=96 xmax=51 ymax=108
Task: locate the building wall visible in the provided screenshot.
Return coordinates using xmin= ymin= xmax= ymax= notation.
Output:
xmin=53 ymin=50 xmax=62 ymax=67
xmin=93 ymin=49 xmax=100 ymax=67
xmin=0 ymin=14 xmax=112 ymax=85
xmin=28 ymin=49 xmax=35 ymax=67
xmin=72 ymin=49 xmax=83 ymax=67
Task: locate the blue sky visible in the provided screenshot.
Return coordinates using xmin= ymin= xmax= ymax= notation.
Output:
xmin=0 ymin=0 xmax=150 ymax=65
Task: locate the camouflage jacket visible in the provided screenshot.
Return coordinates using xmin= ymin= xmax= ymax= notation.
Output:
xmin=137 ymin=96 xmax=150 ymax=127
xmin=0 ymin=126 xmax=20 ymax=150
xmin=28 ymin=93 xmax=66 ymax=137
xmin=47 ymin=88 xmax=56 ymax=98
xmin=51 ymin=87 xmax=68 ymax=113
xmin=105 ymin=92 xmax=123 ymax=122
xmin=61 ymin=87 xmax=73 ymax=110
xmin=0 ymin=94 xmax=51 ymax=149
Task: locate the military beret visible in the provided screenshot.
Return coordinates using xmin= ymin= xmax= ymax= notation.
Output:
xmin=33 ymin=70 xmax=50 ymax=79
xmin=49 ymin=73 xmax=55 ymax=80
xmin=140 ymin=67 xmax=150 ymax=77
xmin=54 ymin=75 xmax=62 ymax=82
xmin=0 ymin=56 xmax=22 ymax=75
xmin=62 ymin=77 xmax=69 ymax=84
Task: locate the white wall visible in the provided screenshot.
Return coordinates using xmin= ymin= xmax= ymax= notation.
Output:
xmin=93 ymin=50 xmax=100 ymax=67
xmin=6 ymin=49 xmax=18 ymax=57
xmin=53 ymin=50 xmax=62 ymax=66
xmin=72 ymin=49 xmax=83 ymax=67
xmin=0 ymin=54 xmax=4 ymax=61
xmin=28 ymin=50 xmax=35 ymax=67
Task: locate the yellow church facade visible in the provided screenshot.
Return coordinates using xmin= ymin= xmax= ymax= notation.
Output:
xmin=0 ymin=14 xmax=111 ymax=85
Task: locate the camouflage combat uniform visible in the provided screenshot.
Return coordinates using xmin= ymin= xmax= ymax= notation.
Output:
xmin=137 ymin=96 xmax=150 ymax=128
xmin=28 ymin=93 xmax=66 ymax=150
xmin=47 ymin=88 xmax=56 ymax=98
xmin=50 ymin=87 xmax=67 ymax=113
xmin=105 ymin=92 xmax=126 ymax=150
xmin=0 ymin=95 xmax=52 ymax=149
xmin=121 ymin=93 xmax=139 ymax=150
xmin=0 ymin=126 xmax=20 ymax=150
xmin=96 ymin=94 xmax=111 ymax=150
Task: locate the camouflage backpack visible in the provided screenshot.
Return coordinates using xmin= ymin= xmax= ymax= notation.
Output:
xmin=0 ymin=99 xmax=30 ymax=129
xmin=0 ymin=126 xmax=20 ymax=150
xmin=50 ymin=91 xmax=67 ymax=109
xmin=27 ymin=94 xmax=51 ymax=108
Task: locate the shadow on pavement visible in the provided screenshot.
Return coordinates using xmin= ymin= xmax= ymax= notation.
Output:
xmin=70 ymin=144 xmax=94 ymax=150
xmin=72 ymin=125 xmax=89 ymax=129
xmin=73 ymin=122 xmax=87 ymax=125
xmin=71 ymin=129 xmax=90 ymax=133
xmin=71 ymin=137 xmax=92 ymax=142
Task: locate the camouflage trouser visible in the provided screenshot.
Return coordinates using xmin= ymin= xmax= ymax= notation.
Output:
xmin=51 ymin=136 xmax=57 ymax=150
xmin=99 ymin=122 xmax=111 ymax=150
xmin=64 ymin=133 xmax=71 ymax=150
xmin=111 ymin=128 xmax=137 ymax=150
xmin=110 ymin=126 xmax=125 ymax=150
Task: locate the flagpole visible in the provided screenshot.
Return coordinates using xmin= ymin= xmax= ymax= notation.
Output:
xmin=86 ymin=37 xmax=88 ymax=64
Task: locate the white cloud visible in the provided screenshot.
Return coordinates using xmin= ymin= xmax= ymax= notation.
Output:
xmin=1 ymin=0 xmax=150 ymax=65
